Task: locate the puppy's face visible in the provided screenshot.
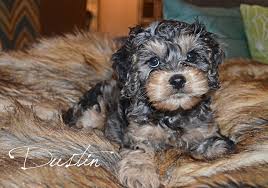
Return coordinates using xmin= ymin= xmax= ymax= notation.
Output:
xmin=113 ymin=20 xmax=224 ymax=111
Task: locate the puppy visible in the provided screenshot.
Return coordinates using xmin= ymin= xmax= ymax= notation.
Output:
xmin=63 ymin=20 xmax=235 ymax=188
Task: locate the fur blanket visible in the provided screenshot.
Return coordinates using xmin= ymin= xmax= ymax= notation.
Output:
xmin=0 ymin=32 xmax=267 ymax=187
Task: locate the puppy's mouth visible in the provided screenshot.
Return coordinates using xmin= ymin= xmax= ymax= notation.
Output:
xmin=145 ymin=67 xmax=209 ymax=111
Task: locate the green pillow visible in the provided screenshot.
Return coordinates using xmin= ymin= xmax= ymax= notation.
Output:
xmin=163 ymin=0 xmax=251 ymax=58
xmin=240 ymin=4 xmax=268 ymax=64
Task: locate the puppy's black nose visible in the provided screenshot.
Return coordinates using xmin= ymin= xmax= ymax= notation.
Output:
xmin=169 ymin=74 xmax=186 ymax=89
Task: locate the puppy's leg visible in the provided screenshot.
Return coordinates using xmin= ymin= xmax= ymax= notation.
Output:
xmin=63 ymin=79 xmax=126 ymax=147
xmin=62 ymin=82 xmax=105 ymax=129
xmin=190 ymin=133 xmax=235 ymax=160
xmin=162 ymin=100 xmax=235 ymax=160
xmin=179 ymin=124 xmax=235 ymax=160
xmin=102 ymin=82 xmax=127 ymax=147
xmin=118 ymin=149 xmax=160 ymax=188
xmin=116 ymin=122 xmax=177 ymax=188
xmin=104 ymin=111 xmax=126 ymax=147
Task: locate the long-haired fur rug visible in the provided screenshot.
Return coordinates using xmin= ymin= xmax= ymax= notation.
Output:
xmin=0 ymin=32 xmax=267 ymax=187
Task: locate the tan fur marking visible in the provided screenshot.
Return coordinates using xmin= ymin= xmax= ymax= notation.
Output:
xmin=118 ymin=149 xmax=160 ymax=188
xmin=174 ymin=34 xmax=200 ymax=54
xmin=76 ymin=101 xmax=106 ymax=130
xmin=126 ymin=122 xmax=173 ymax=148
xmin=144 ymin=40 xmax=167 ymax=58
xmin=146 ymin=67 xmax=209 ymax=110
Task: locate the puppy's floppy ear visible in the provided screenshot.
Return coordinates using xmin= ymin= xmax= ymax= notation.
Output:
xmin=208 ymin=44 xmax=225 ymax=89
xmin=112 ymin=47 xmax=130 ymax=83
xmin=189 ymin=20 xmax=224 ymax=90
xmin=121 ymin=65 xmax=141 ymax=98
xmin=112 ymin=25 xmax=144 ymax=83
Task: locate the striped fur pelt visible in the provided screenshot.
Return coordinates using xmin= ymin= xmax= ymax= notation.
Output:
xmin=0 ymin=33 xmax=267 ymax=187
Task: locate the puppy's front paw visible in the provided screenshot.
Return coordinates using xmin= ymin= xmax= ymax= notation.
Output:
xmin=75 ymin=102 xmax=106 ymax=129
xmin=62 ymin=82 xmax=107 ymax=129
xmin=193 ymin=136 xmax=235 ymax=160
xmin=63 ymin=99 xmax=105 ymax=130
xmin=118 ymin=150 xmax=160 ymax=188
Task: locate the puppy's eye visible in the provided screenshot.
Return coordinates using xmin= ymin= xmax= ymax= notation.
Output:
xmin=147 ymin=57 xmax=160 ymax=68
xmin=186 ymin=51 xmax=198 ymax=62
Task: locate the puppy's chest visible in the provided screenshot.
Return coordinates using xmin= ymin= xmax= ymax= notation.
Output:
xmin=123 ymin=102 xmax=174 ymax=149
xmin=125 ymin=100 xmax=151 ymax=123
xmin=125 ymin=100 xmax=164 ymax=125
xmin=123 ymin=99 xmax=215 ymax=151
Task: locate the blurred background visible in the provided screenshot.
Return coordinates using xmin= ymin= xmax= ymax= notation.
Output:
xmin=1 ymin=0 xmax=268 ymax=63
xmin=40 ymin=0 xmax=162 ymax=37
xmin=0 ymin=0 xmax=162 ymax=50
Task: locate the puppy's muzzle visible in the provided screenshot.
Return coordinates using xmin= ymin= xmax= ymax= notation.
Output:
xmin=169 ymin=74 xmax=186 ymax=90
xmin=145 ymin=67 xmax=209 ymax=111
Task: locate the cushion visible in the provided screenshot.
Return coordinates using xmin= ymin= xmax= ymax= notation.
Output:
xmin=186 ymin=0 xmax=268 ymax=7
xmin=0 ymin=0 xmax=40 ymax=50
xmin=163 ymin=0 xmax=251 ymax=58
xmin=240 ymin=4 xmax=268 ymax=64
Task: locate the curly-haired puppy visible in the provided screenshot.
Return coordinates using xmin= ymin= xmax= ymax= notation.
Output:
xmin=63 ymin=20 xmax=235 ymax=188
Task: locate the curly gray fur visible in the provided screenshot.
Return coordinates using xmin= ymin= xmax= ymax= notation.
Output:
xmin=63 ymin=20 xmax=235 ymax=188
